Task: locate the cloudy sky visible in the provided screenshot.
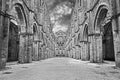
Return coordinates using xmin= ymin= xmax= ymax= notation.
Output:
xmin=45 ymin=0 xmax=76 ymax=33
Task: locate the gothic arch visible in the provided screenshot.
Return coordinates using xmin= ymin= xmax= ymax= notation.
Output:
xmin=80 ymin=24 xmax=90 ymax=61
xmin=94 ymin=4 xmax=112 ymax=33
xmin=9 ymin=2 xmax=28 ymax=35
xmin=93 ymin=4 xmax=115 ymax=62
xmin=10 ymin=3 xmax=27 ymax=35
xmin=11 ymin=3 xmax=27 ymax=30
xmin=8 ymin=3 xmax=28 ymax=63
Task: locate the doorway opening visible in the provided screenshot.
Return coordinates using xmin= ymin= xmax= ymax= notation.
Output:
xmin=7 ymin=22 xmax=19 ymax=62
xmin=96 ymin=7 xmax=115 ymax=62
xmin=102 ymin=22 xmax=115 ymax=61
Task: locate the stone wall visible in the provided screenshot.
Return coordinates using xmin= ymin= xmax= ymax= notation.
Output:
xmin=1 ymin=0 xmax=120 ymax=70
xmin=77 ymin=0 xmax=120 ymax=68
xmin=0 ymin=0 xmax=10 ymax=70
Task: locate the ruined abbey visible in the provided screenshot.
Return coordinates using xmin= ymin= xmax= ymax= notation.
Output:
xmin=1 ymin=0 xmax=120 ymax=70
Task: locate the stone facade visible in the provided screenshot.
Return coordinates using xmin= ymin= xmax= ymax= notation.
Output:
xmin=0 ymin=0 xmax=120 ymax=70
xmin=75 ymin=0 xmax=120 ymax=68
xmin=0 ymin=0 xmax=55 ymax=70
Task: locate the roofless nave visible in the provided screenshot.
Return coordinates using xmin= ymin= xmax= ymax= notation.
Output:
xmin=0 ymin=0 xmax=120 ymax=70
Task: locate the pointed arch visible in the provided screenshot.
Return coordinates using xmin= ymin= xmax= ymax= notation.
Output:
xmin=9 ymin=2 xmax=28 ymax=63
xmin=14 ymin=3 xmax=27 ymax=26
xmin=83 ymin=24 xmax=88 ymax=41
xmin=94 ymin=4 xmax=111 ymax=33
xmin=92 ymin=4 xmax=115 ymax=62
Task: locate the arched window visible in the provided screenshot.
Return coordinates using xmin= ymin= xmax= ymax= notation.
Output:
xmin=33 ymin=23 xmax=37 ymax=34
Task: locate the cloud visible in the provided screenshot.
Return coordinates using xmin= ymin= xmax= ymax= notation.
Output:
xmin=45 ymin=0 xmax=75 ymax=10
xmin=45 ymin=0 xmax=75 ymax=33
xmin=52 ymin=22 xmax=68 ymax=33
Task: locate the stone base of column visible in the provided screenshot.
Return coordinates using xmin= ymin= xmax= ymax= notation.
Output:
xmin=0 ymin=58 xmax=6 ymax=70
xmin=116 ymin=52 xmax=120 ymax=68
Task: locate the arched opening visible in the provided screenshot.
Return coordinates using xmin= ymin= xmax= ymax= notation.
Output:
xmin=7 ymin=22 xmax=19 ymax=62
xmin=102 ymin=22 xmax=115 ymax=61
xmin=7 ymin=4 xmax=26 ymax=62
xmin=96 ymin=6 xmax=115 ymax=61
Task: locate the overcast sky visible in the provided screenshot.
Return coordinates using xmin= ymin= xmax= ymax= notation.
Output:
xmin=45 ymin=0 xmax=76 ymax=33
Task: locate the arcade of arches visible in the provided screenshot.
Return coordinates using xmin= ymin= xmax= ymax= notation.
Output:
xmin=1 ymin=0 xmax=120 ymax=70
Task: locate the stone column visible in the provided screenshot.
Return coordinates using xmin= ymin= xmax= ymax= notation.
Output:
xmin=75 ymin=46 xmax=79 ymax=59
xmin=80 ymin=41 xmax=84 ymax=60
xmin=89 ymin=34 xmax=95 ymax=63
xmin=85 ymin=42 xmax=90 ymax=61
xmin=38 ymin=41 xmax=43 ymax=60
xmin=114 ymin=36 xmax=120 ymax=67
xmin=68 ymin=50 xmax=70 ymax=58
xmin=72 ymin=48 xmax=76 ymax=59
xmin=18 ymin=33 xmax=33 ymax=63
xmin=112 ymin=17 xmax=120 ymax=68
xmin=80 ymin=42 xmax=83 ymax=60
xmin=18 ymin=34 xmax=26 ymax=63
xmin=0 ymin=0 xmax=10 ymax=70
xmin=89 ymin=33 xmax=103 ymax=63
xmin=33 ymin=40 xmax=40 ymax=61
xmin=27 ymin=35 xmax=33 ymax=63
xmin=95 ymin=34 xmax=103 ymax=63
xmin=111 ymin=0 xmax=120 ymax=68
xmin=80 ymin=41 xmax=89 ymax=61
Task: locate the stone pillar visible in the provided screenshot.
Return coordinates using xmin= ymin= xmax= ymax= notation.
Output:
xmin=0 ymin=0 xmax=10 ymax=70
xmin=85 ymin=42 xmax=90 ymax=61
xmin=18 ymin=33 xmax=33 ymax=63
xmin=114 ymin=36 xmax=120 ymax=67
xmin=80 ymin=42 xmax=83 ymax=59
xmin=70 ymin=50 xmax=72 ymax=58
xmin=19 ymin=34 xmax=26 ymax=63
xmin=80 ymin=41 xmax=89 ymax=61
xmin=27 ymin=35 xmax=33 ymax=63
xmin=80 ymin=42 xmax=84 ymax=60
xmin=72 ymin=48 xmax=76 ymax=59
xmin=65 ymin=50 xmax=68 ymax=57
xmin=55 ymin=48 xmax=57 ymax=57
xmin=95 ymin=35 xmax=103 ymax=63
xmin=79 ymin=46 xmax=81 ymax=59
xmin=38 ymin=43 xmax=42 ymax=60
xmin=89 ymin=35 xmax=95 ymax=63
xmin=75 ymin=46 xmax=80 ymax=59
xmin=42 ymin=46 xmax=45 ymax=59
xmin=0 ymin=17 xmax=9 ymax=69
xmin=33 ymin=40 xmax=40 ymax=61
xmin=111 ymin=0 xmax=120 ymax=68
xmin=89 ymin=33 xmax=103 ymax=63
xmin=112 ymin=18 xmax=120 ymax=68
xmin=68 ymin=50 xmax=70 ymax=58
xmin=75 ymin=47 xmax=79 ymax=59
xmin=48 ymin=49 xmax=51 ymax=58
